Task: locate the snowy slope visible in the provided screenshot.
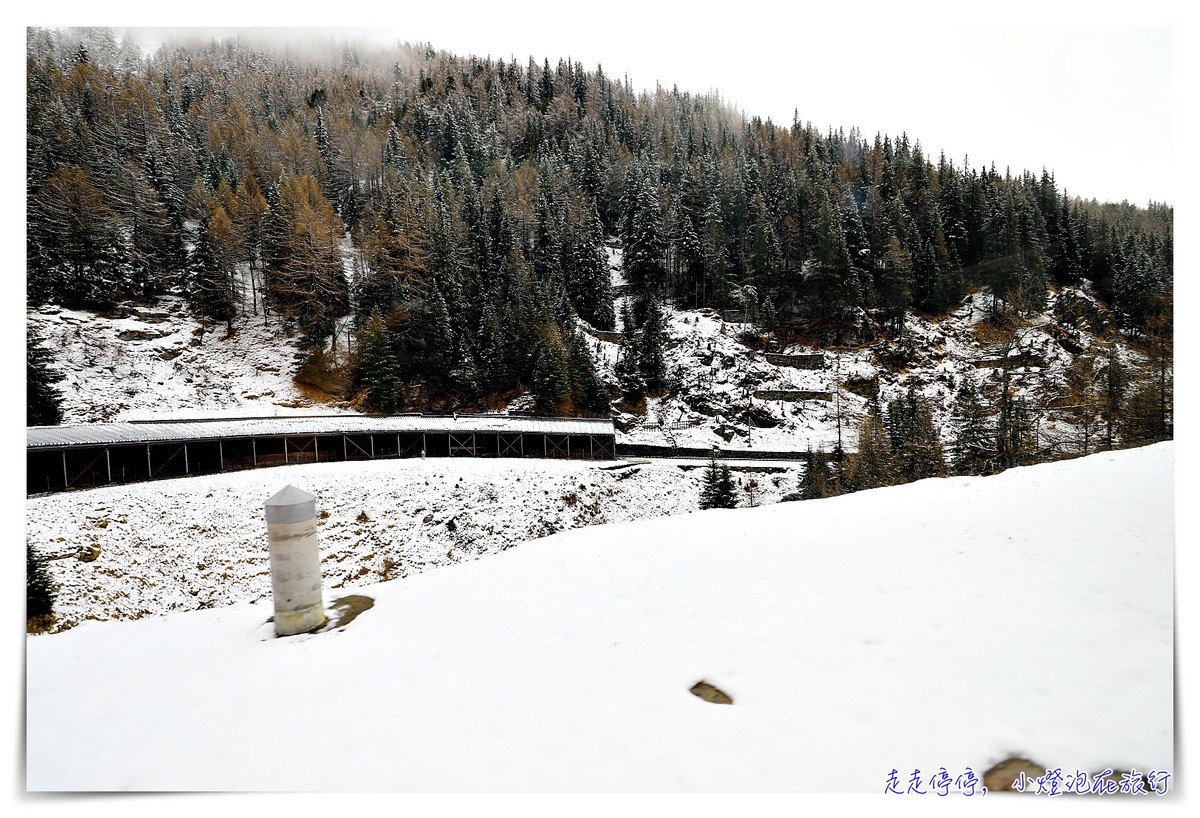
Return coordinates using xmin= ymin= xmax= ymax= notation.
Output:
xmin=26 ymin=443 xmax=1173 ymax=792
xmin=27 ymin=296 xmax=354 ymax=422
xmin=27 ymin=458 xmax=803 ymax=629
xmin=598 ymin=286 xmax=1144 ymax=454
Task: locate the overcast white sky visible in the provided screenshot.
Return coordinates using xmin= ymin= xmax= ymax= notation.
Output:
xmin=97 ymin=2 xmax=1179 ymax=207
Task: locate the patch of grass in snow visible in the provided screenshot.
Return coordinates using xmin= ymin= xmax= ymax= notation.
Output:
xmin=26 ymin=613 xmax=56 ymax=635
xmin=969 ymin=308 xmax=1028 ymax=346
xmin=325 ymin=594 xmax=375 ymax=629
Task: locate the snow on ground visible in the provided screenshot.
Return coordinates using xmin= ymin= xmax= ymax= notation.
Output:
xmin=27 ymin=458 xmax=802 ymax=629
xmin=27 ymin=296 xmax=354 ymax=422
xmin=618 ymin=307 xmax=863 ymax=452
xmin=26 ymin=443 xmax=1173 ymax=792
xmin=606 ymin=241 xmax=626 ymax=289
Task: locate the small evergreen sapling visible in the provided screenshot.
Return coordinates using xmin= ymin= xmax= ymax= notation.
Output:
xmin=359 ymin=319 xmax=403 ymax=413
xmin=27 ymin=325 xmax=64 ymax=426
xmin=699 ymin=456 xmax=737 ymax=510
xmin=638 ymin=299 xmax=668 ymax=391
xmin=951 ymin=375 xmax=994 ymax=475
xmin=842 ymin=407 xmax=899 ymax=492
xmin=799 ymin=446 xmax=836 ymax=499
xmin=27 ymin=541 xmax=56 ymax=631
xmin=716 ymin=463 xmax=737 ymax=508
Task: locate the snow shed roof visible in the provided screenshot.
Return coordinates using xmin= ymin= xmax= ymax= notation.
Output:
xmin=26 ymin=415 xmax=615 ymax=449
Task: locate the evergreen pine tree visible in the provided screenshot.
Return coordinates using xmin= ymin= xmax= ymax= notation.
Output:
xmin=29 ymin=164 xmax=125 ymax=308
xmin=950 ymin=375 xmax=993 ymax=475
xmin=532 ymin=337 xmax=570 ymax=414
xmin=760 ymin=294 xmax=779 ymax=335
xmin=808 ymin=190 xmax=862 ymax=317
xmin=747 ymin=194 xmax=783 ymax=293
xmin=699 ymin=456 xmax=720 ymax=510
xmin=477 ymin=299 xmax=510 ymax=393
xmin=27 ymin=541 xmax=57 ymax=628
xmin=531 ymin=191 xmax=563 ymax=284
xmin=423 ymin=283 xmax=458 ymax=395
xmin=995 ymin=383 xmax=1037 ymax=470
xmin=843 ymin=407 xmax=898 ymax=492
xmin=880 ymin=235 xmax=913 ymax=335
xmin=715 ymin=463 xmax=737 ymax=508
xmin=27 ymin=325 xmax=64 ymax=426
xmin=189 ymin=203 xmax=241 ymax=324
xmin=234 ymin=172 xmax=272 ymax=316
xmin=567 ymin=330 xmax=611 ymax=416
xmin=799 ymin=446 xmax=836 ymax=499
xmin=620 ymin=163 xmax=666 ymax=298
xmin=699 ymin=456 xmax=737 ymax=509
xmin=567 ymin=200 xmax=615 ymax=330
xmin=111 ymin=160 xmax=185 ymax=297
xmin=638 ymin=298 xmax=668 ymax=392
xmin=615 ymin=302 xmax=647 ymax=402
xmin=1101 ymin=345 xmax=1127 ymax=451
xmin=358 ymin=318 xmax=403 ymax=413
xmin=1121 ymin=380 xmax=1164 ymax=447
xmin=1117 ymin=308 xmax=1171 ymax=446
xmin=885 ymin=388 xmax=946 ymax=481
xmin=1062 ymin=353 xmax=1102 ymax=456
xmin=450 ymin=336 xmax=482 ymax=406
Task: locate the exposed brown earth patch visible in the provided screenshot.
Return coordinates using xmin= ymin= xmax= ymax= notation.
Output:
xmin=327 ymin=595 xmax=375 ymax=629
xmin=983 ymin=757 xmax=1046 ymax=792
xmin=689 ymin=681 xmax=733 ymax=705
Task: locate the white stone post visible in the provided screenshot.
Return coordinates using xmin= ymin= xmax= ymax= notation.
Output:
xmin=264 ymin=485 xmax=327 ymax=636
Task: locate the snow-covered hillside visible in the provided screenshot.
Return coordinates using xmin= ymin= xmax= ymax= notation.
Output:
xmin=29 ymin=243 xmax=1153 ymax=463
xmin=26 ymin=443 xmax=1173 ymax=792
xmin=27 ymin=296 xmax=354 ymax=422
xmin=593 ymin=288 xmax=1140 ymax=455
xmin=27 ymin=458 xmax=803 ymax=629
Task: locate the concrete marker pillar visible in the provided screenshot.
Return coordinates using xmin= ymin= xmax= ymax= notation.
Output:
xmin=264 ymin=485 xmax=327 ymax=636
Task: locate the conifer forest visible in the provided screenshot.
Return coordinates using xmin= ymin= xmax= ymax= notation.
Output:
xmin=26 ymin=27 xmax=1173 ymax=492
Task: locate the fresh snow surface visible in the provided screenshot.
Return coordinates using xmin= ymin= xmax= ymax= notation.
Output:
xmin=26 ymin=443 xmax=1173 ymax=793
xmin=27 ymin=458 xmax=802 ymax=629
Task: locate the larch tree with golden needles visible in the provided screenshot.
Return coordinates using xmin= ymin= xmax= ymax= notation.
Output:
xmin=264 ymin=172 xmax=350 ymax=349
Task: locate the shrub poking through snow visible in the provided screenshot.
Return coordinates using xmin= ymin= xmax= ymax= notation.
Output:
xmin=27 ymin=541 xmax=56 ymax=632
